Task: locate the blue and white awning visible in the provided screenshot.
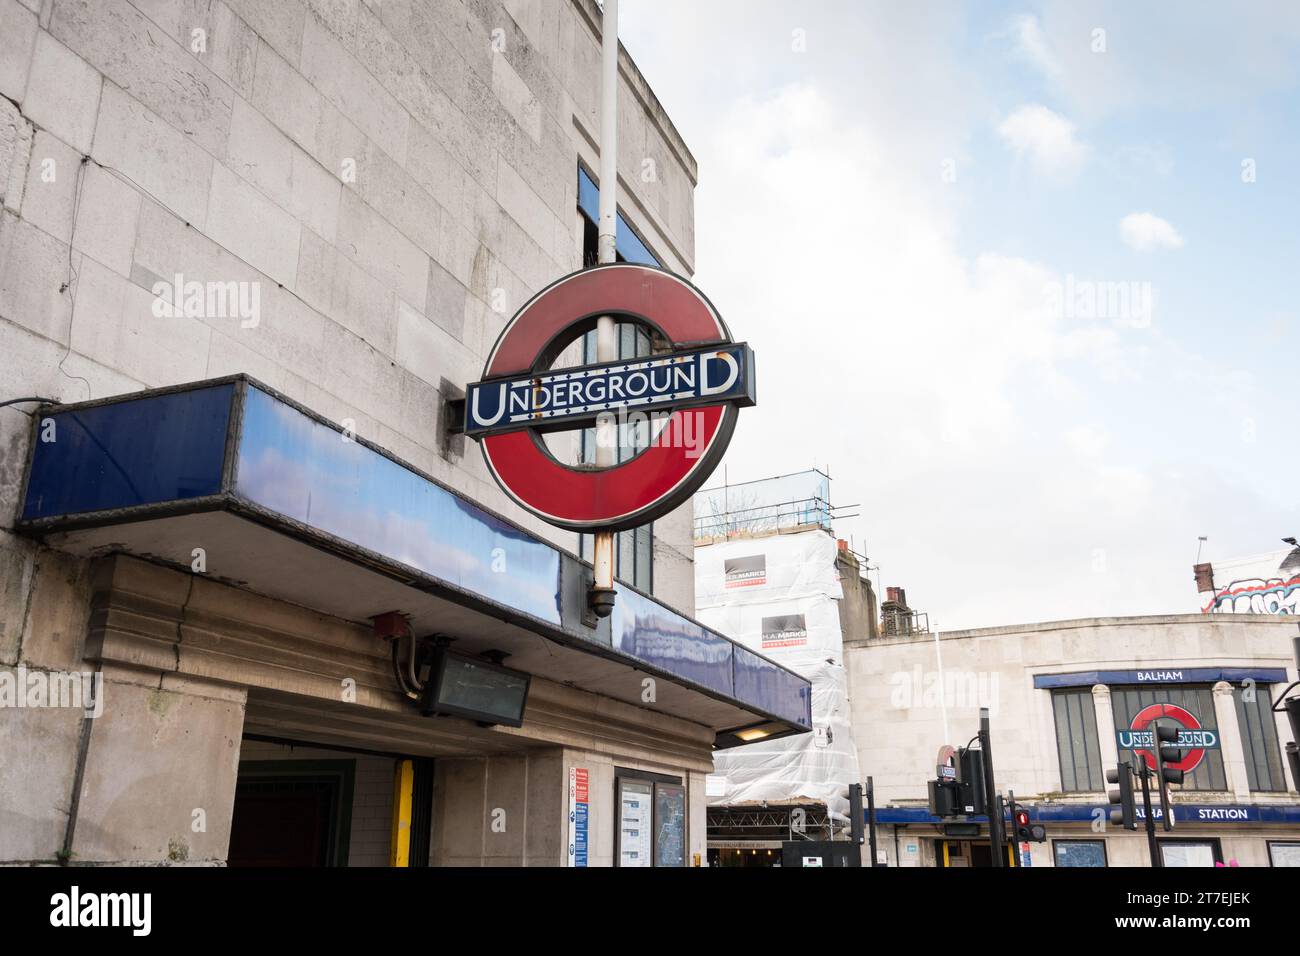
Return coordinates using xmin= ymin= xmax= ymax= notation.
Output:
xmin=17 ymin=375 xmax=811 ymax=746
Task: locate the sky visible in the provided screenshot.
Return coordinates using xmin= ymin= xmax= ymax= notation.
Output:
xmin=620 ymin=1 xmax=1300 ymax=629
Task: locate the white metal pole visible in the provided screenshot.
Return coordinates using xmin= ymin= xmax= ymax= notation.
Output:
xmin=597 ymin=0 xmax=619 ymax=269
xmin=592 ymin=0 xmax=619 ymax=604
xmin=932 ymin=620 xmax=950 ymax=744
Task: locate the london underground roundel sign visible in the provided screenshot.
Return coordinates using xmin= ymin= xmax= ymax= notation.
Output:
xmin=463 ymin=263 xmax=756 ymax=532
xmin=1118 ymin=703 xmax=1219 ymax=775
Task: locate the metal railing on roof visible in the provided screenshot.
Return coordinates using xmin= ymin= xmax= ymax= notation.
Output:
xmin=692 ymin=468 xmax=858 ymax=541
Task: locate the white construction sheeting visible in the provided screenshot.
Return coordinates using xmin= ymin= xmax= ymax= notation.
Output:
xmin=695 ymin=529 xmax=861 ymax=819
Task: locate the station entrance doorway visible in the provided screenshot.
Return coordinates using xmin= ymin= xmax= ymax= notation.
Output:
xmin=934 ymin=838 xmax=1016 ymax=867
xmin=227 ymin=736 xmax=433 ymax=868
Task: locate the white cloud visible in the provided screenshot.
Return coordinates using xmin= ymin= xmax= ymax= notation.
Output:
xmin=616 ymin=1 xmax=1277 ymax=629
xmin=678 ymin=85 xmax=1163 ymax=627
xmin=1065 ymin=424 xmax=1109 ymax=457
xmin=1119 ymin=212 xmax=1185 ymax=251
xmin=1012 ymin=14 xmax=1061 ymax=79
xmin=997 ymin=104 xmax=1087 ymax=179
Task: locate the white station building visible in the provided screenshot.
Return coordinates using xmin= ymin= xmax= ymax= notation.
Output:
xmin=846 ymin=602 xmax=1300 ymax=868
xmin=0 ymin=0 xmax=809 ymax=866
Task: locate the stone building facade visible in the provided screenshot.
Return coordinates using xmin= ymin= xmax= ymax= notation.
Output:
xmin=0 ymin=0 xmax=810 ymax=866
xmin=846 ymin=614 xmax=1300 ymax=867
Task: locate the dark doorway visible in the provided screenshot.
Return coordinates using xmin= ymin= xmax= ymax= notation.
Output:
xmin=228 ymin=760 xmax=354 ymax=867
xmin=934 ymin=838 xmax=1014 ymax=867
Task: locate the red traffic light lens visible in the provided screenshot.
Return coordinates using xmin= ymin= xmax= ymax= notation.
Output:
xmin=1016 ymin=811 xmax=1030 ymax=826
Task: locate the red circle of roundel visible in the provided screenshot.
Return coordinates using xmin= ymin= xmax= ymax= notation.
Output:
xmin=480 ymin=263 xmax=737 ymax=532
xmin=1129 ymin=703 xmax=1207 ymax=774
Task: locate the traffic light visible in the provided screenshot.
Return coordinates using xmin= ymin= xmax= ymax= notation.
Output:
xmin=1106 ymin=761 xmax=1137 ymax=830
xmin=1153 ymin=720 xmax=1183 ymax=831
xmin=1012 ymin=807 xmax=1045 ymax=842
xmin=1013 ymin=808 xmax=1030 ymax=840
xmin=847 ymin=783 xmax=865 ymax=850
xmin=957 ymin=746 xmax=987 ymax=816
xmin=928 ymin=778 xmax=961 ymax=818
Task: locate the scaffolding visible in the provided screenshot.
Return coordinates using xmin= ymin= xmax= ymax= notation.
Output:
xmin=692 ymin=468 xmax=858 ymax=542
xmin=707 ymin=802 xmax=841 ymax=843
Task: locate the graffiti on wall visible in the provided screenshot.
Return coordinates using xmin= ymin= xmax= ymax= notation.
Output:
xmin=1205 ymin=575 xmax=1300 ymax=614
xmin=1203 ymin=547 xmax=1300 ymax=614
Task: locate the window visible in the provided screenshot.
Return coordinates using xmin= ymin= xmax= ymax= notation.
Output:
xmin=1233 ymin=683 xmax=1287 ymax=791
xmin=1051 ymin=689 xmax=1104 ymax=791
xmin=1109 ymin=686 xmax=1226 ymax=791
xmin=577 ymin=321 xmax=654 ymax=591
xmin=1268 ymin=842 xmax=1300 ymax=867
xmin=574 ymin=164 xmax=663 ymax=592
xmin=1053 ymin=840 xmax=1107 ymax=868
xmin=615 ymin=768 xmax=686 ymax=867
xmin=576 ymin=165 xmax=661 ymax=267
xmin=1158 ymin=839 xmax=1222 ymax=867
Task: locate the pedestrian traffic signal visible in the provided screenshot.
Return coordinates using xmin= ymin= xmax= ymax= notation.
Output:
xmin=1014 ymin=808 xmax=1030 ymax=840
xmin=1153 ymin=721 xmax=1183 ymax=831
xmin=1013 ymin=808 xmax=1046 ymax=843
xmin=1106 ymin=761 xmax=1137 ymax=830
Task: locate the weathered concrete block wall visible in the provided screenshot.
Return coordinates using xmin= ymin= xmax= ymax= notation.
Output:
xmin=430 ymin=750 xmax=565 ymax=866
xmin=561 ymin=747 xmax=708 ymax=868
xmin=835 ymin=546 xmax=879 ymax=642
xmin=68 ymin=666 xmax=246 ymax=865
xmin=0 ymin=551 xmax=718 ymax=864
xmin=0 ymin=0 xmax=699 ymax=613
xmin=0 ymin=0 xmax=703 ymax=864
xmin=427 ymin=735 xmax=714 ymax=868
xmin=428 ymin=746 xmax=711 ymax=868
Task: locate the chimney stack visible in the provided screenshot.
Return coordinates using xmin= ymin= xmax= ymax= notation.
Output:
xmin=1194 ymin=562 xmax=1216 ymax=611
xmin=881 ymin=585 xmax=915 ymax=637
